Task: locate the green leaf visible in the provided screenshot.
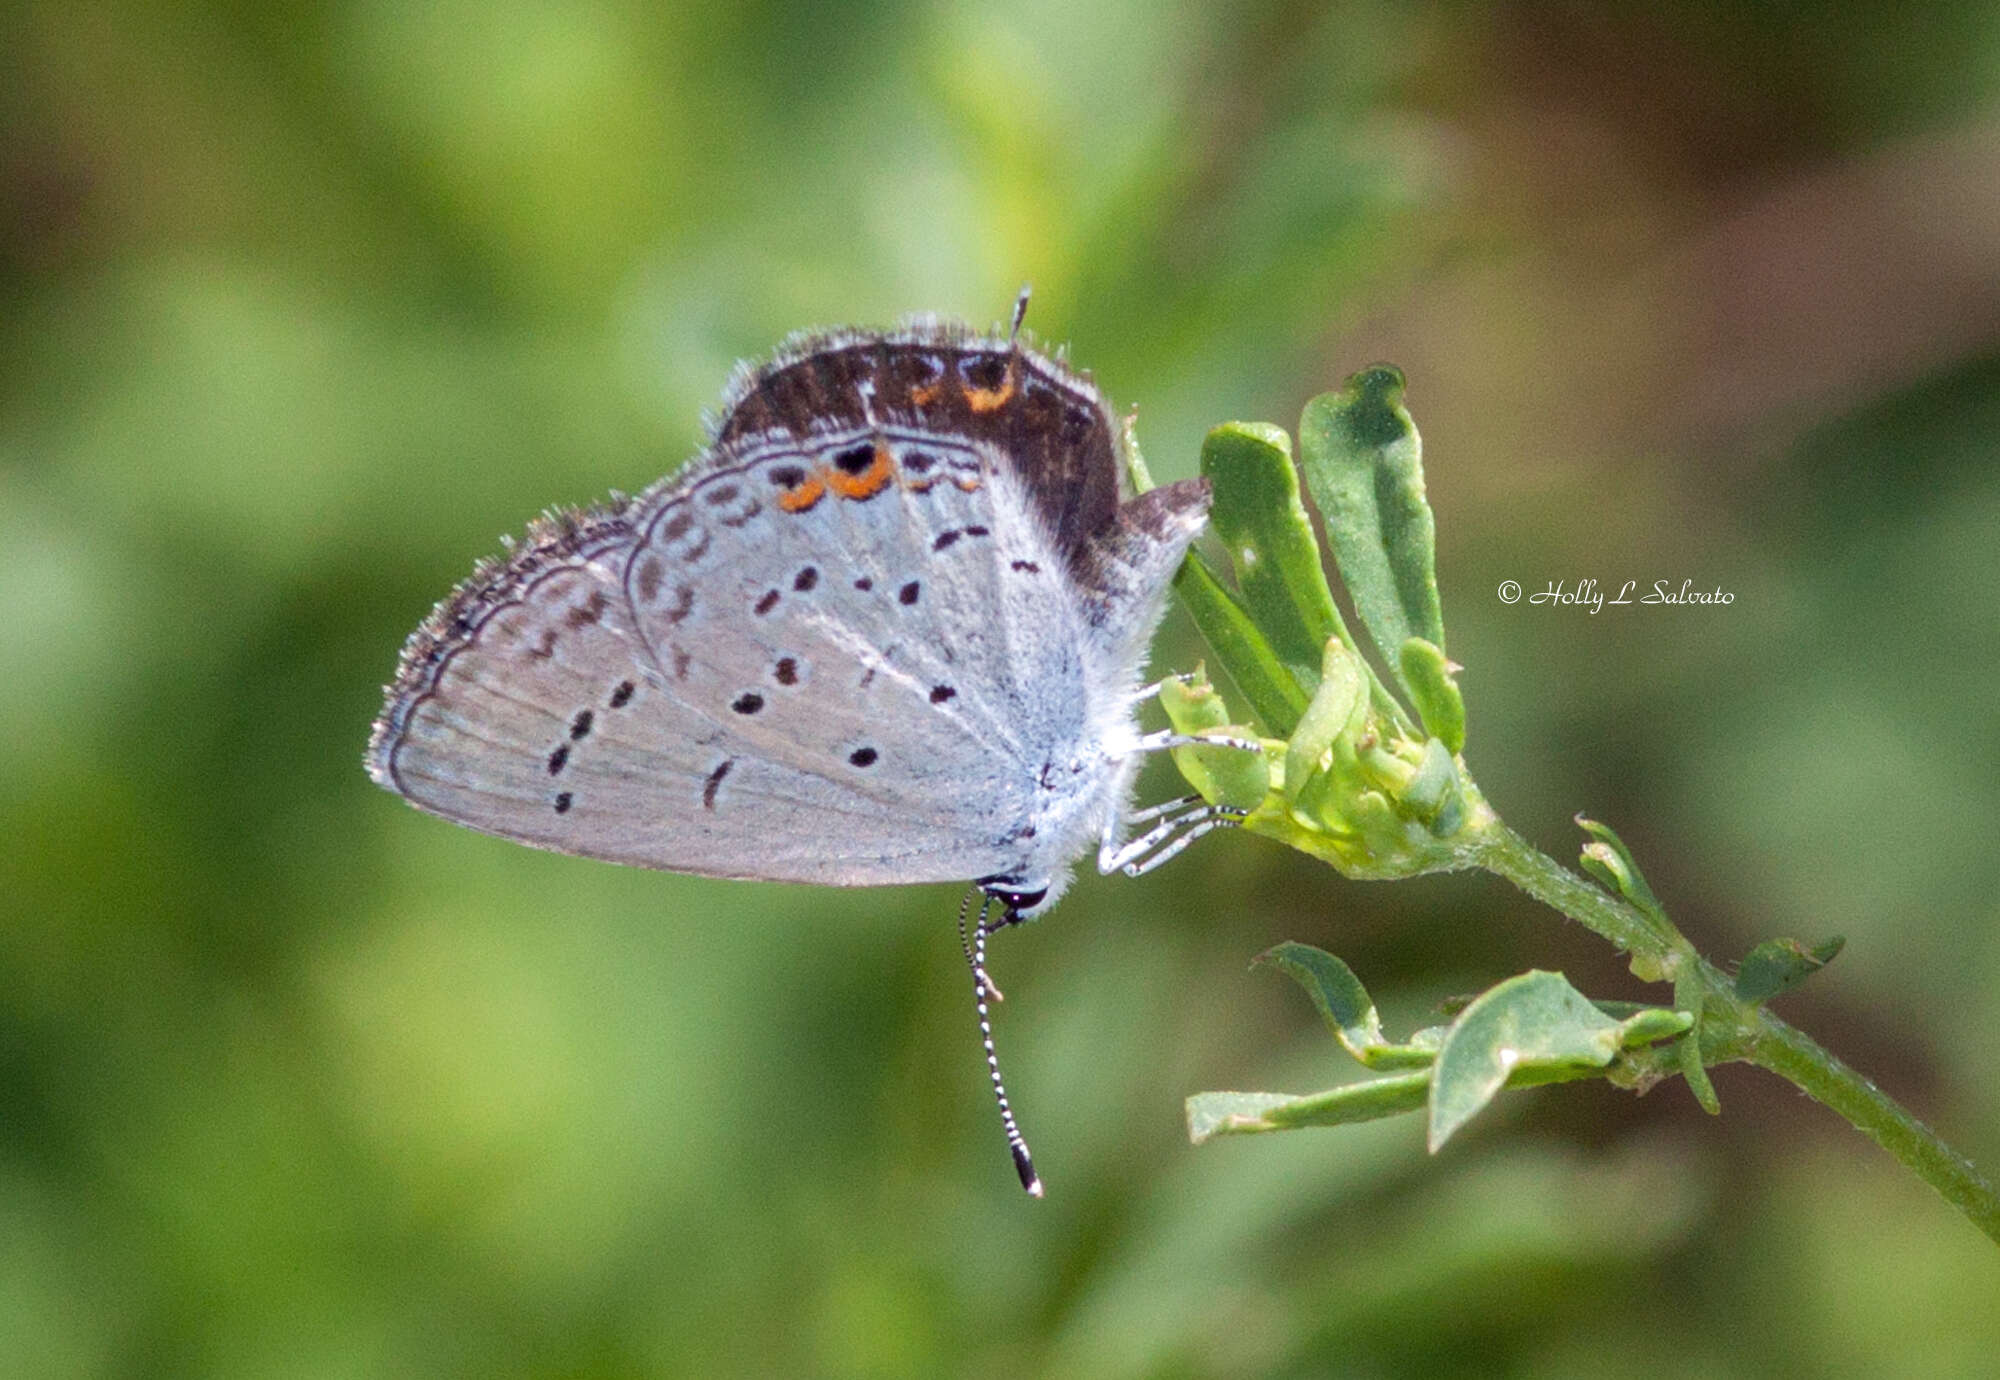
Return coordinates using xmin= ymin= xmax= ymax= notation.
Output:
xmin=1676 ymin=993 xmax=1722 ymax=1115
xmin=1575 ymin=816 xmax=1667 ymax=925
xmin=1130 ymin=409 xmax=1307 ymax=735
xmin=1281 ymin=636 xmax=1369 ymax=811
xmin=1398 ymin=637 xmax=1466 ymax=754
xmin=1406 ymin=1025 xmax=1450 ymax=1052
xmin=1159 ymin=667 xmax=1271 ymax=811
xmin=1298 ymin=366 xmax=1445 ymax=703
xmin=1401 ymin=736 xmax=1466 ymax=838
xmin=1185 ymin=1092 xmax=1303 ymax=1143
xmin=1613 ymin=1006 xmax=1695 ymax=1045
xmin=1186 ymin=1072 xmax=1432 ymax=1143
xmin=1735 ymin=936 xmax=1846 ymax=1004
xmin=1428 ymin=971 xmax=1628 ymax=1152
xmin=1173 ymin=551 xmax=1312 ymax=736
xmin=1255 ymin=942 xmax=1434 ymax=1070
xmin=1199 ymin=422 xmax=1348 ymax=690
xmin=1190 ymin=958 xmax=1691 ymax=1149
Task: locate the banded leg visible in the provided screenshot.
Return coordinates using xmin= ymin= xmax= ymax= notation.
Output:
xmin=1119 ymin=672 xmax=1198 ymax=711
xmin=1097 ymin=794 xmax=1211 ymax=873
xmin=1099 ymin=800 xmax=1245 ymax=875
xmin=1119 ymin=810 xmax=1243 ymax=877
xmin=1119 ymin=727 xmax=1264 ymax=756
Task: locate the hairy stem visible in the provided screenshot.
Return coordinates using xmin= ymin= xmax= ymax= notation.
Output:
xmin=1744 ymin=1011 xmax=2000 ymax=1243
xmin=1465 ymin=824 xmax=1683 ymax=975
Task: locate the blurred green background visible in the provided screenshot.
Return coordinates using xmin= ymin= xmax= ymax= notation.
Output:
xmin=6 ymin=1 xmax=2000 ymax=1374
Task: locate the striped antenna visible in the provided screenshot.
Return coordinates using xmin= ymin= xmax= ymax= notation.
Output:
xmin=958 ymin=889 xmax=1042 ymax=1196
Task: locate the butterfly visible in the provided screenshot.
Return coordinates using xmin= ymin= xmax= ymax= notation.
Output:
xmin=367 ymin=296 xmax=1249 ymax=1192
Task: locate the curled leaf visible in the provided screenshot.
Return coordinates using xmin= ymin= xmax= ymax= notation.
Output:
xmin=1575 ymin=816 xmax=1666 ymax=923
xmin=1256 ymin=942 xmax=1434 ymax=1070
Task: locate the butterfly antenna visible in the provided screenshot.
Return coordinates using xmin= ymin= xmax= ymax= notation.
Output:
xmin=959 ymin=890 xmax=1042 ymax=1196
xmin=1009 ymin=285 xmax=1031 ymax=346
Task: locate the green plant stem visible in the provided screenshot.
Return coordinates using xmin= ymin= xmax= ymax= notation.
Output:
xmin=1465 ymin=824 xmax=1680 ymax=973
xmin=1469 ymin=822 xmax=2000 ymax=1246
xmin=1746 ymin=1012 xmax=2000 ymax=1243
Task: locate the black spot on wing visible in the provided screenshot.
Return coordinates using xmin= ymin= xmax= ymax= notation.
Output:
xmin=703 ymin=760 xmax=732 ymax=810
xmin=962 ymin=354 xmax=1007 ymax=390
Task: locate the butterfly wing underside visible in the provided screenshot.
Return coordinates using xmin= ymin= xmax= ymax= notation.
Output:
xmin=369 ymin=454 xmax=1079 ymax=884
xmin=369 ymin=323 xmax=1210 ymax=892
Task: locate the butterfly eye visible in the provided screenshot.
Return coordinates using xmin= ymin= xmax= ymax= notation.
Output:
xmin=981 ymin=881 xmax=1047 ymax=914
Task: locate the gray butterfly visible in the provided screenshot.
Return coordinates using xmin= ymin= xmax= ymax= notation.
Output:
xmin=367 ymin=306 xmax=1247 ymax=1192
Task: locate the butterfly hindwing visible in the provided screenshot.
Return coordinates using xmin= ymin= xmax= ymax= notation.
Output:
xmin=370 ymin=443 xmax=1088 ymax=884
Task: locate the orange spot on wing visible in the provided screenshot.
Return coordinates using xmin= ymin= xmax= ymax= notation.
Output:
xmin=828 ymin=445 xmax=896 ymax=500
xmin=777 ymin=472 xmax=826 ymax=512
xmin=963 ymin=375 xmax=1016 ymax=413
xmin=909 ymin=380 xmax=944 ymax=406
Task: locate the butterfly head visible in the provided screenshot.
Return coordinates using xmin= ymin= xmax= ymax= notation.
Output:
xmin=978 ymin=877 xmax=1053 ymax=920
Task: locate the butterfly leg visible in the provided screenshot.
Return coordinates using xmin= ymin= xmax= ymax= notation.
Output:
xmin=1118 ymin=810 xmax=1242 ymax=877
xmin=1125 ymin=791 xmax=1205 ymax=827
xmin=1120 ymin=727 xmax=1264 ymax=756
xmin=1097 ymin=796 xmax=1241 ymax=875
xmin=1119 ymin=672 xmax=1199 ymax=710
